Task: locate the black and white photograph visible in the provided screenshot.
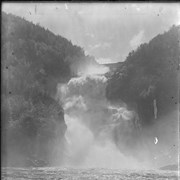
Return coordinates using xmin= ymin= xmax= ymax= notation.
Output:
xmin=1 ymin=2 xmax=180 ymax=179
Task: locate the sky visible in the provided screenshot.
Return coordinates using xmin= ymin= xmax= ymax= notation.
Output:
xmin=2 ymin=3 xmax=180 ymax=64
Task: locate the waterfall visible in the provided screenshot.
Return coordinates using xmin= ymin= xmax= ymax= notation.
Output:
xmin=153 ymin=99 xmax=158 ymax=120
xmin=56 ymin=66 xmax=146 ymax=169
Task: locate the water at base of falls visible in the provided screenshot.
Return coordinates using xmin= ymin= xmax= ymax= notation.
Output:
xmin=2 ymin=167 xmax=179 ymax=180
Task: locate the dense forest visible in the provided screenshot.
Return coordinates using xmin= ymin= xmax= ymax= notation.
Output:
xmin=106 ymin=25 xmax=180 ymax=127
xmin=1 ymin=12 xmax=98 ymax=167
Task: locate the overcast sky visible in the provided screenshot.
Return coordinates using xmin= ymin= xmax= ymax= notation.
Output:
xmin=2 ymin=3 xmax=180 ymax=64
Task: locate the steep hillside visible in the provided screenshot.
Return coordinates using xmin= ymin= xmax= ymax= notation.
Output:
xmin=106 ymin=25 xmax=180 ymax=126
xmin=2 ymin=12 xmax=98 ymax=95
xmin=1 ymin=12 xmax=97 ymax=167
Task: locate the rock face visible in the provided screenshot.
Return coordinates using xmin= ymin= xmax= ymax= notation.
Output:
xmin=106 ymin=25 xmax=180 ymax=127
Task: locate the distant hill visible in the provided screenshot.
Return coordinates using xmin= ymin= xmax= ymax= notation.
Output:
xmin=106 ymin=25 xmax=180 ymax=126
xmin=103 ymin=62 xmax=123 ymax=72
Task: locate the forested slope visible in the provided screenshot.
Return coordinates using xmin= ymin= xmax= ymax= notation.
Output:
xmin=1 ymin=12 xmax=96 ymax=167
xmin=106 ymin=25 xmax=180 ymax=126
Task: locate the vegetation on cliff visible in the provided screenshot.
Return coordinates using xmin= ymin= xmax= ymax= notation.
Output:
xmin=106 ymin=25 xmax=180 ymax=126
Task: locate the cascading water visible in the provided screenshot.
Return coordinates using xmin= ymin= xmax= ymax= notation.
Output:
xmin=56 ymin=66 xmax=150 ymax=169
xmin=153 ymin=99 xmax=158 ymax=120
